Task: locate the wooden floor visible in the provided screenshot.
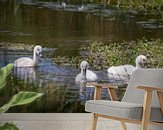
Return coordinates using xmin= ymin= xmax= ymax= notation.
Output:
xmin=0 ymin=113 xmax=125 ymax=130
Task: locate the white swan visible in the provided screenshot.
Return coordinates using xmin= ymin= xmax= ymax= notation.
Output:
xmin=61 ymin=1 xmax=66 ymax=8
xmin=14 ymin=45 xmax=42 ymax=67
xmin=78 ymin=5 xmax=84 ymax=11
xmin=135 ymin=55 xmax=147 ymax=69
xmin=107 ymin=55 xmax=147 ymax=80
xmin=75 ymin=61 xmax=97 ymax=83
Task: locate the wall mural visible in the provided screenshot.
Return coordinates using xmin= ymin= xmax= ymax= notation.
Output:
xmin=0 ymin=0 xmax=162 ymax=113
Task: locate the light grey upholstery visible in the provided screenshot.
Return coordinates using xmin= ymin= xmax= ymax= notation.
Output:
xmin=85 ymin=69 xmax=163 ymax=123
xmin=85 ymin=100 xmax=163 ymax=122
xmin=122 ymin=69 xmax=163 ymax=106
xmin=86 ymin=100 xmax=143 ymax=120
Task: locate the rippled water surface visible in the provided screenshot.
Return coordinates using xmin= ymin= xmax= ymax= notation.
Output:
xmin=0 ymin=46 xmax=110 ymax=112
xmin=0 ymin=0 xmax=163 ymax=112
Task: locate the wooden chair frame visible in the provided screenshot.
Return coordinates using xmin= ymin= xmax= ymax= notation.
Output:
xmin=86 ymin=82 xmax=163 ymax=130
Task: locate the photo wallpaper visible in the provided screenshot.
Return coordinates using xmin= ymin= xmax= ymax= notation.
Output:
xmin=0 ymin=0 xmax=162 ymax=113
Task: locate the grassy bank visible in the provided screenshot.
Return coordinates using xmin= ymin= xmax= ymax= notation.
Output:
xmin=104 ymin=0 xmax=163 ymax=10
xmin=53 ymin=39 xmax=163 ymax=69
xmin=60 ymin=0 xmax=163 ymax=10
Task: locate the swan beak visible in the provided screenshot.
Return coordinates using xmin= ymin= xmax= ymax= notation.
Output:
xmin=83 ymin=69 xmax=87 ymax=75
xmin=39 ymin=52 xmax=42 ymax=57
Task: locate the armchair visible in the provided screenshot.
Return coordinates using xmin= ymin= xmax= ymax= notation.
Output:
xmin=85 ymin=69 xmax=163 ymax=130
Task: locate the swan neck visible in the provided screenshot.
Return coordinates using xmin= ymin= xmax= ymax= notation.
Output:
xmin=81 ymin=69 xmax=87 ymax=79
xmin=136 ymin=66 xmax=140 ymax=69
xmin=33 ymin=50 xmax=39 ymax=65
xmin=135 ymin=59 xmax=141 ymax=69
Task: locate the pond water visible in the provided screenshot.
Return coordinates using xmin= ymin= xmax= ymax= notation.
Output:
xmin=0 ymin=45 xmax=111 ymax=112
xmin=0 ymin=0 xmax=163 ymax=112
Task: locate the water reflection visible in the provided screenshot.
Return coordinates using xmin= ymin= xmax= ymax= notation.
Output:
xmin=14 ymin=67 xmax=37 ymax=84
xmin=0 ymin=1 xmax=163 ymax=58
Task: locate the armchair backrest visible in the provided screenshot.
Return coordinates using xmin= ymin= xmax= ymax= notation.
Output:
xmin=122 ymin=69 xmax=163 ymax=107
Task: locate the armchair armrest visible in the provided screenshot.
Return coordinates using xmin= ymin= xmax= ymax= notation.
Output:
xmin=86 ymin=82 xmax=118 ymax=89
xmin=86 ymin=82 xmax=118 ymax=101
xmin=136 ymin=86 xmax=163 ymax=92
xmin=136 ymin=85 xmax=163 ymax=125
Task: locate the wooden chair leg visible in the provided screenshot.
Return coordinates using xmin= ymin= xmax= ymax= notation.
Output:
xmin=141 ymin=90 xmax=152 ymax=130
xmin=108 ymin=88 xmax=118 ymax=101
xmin=157 ymin=91 xmax=163 ymax=114
xmin=92 ymin=113 xmax=98 ymax=130
xmin=94 ymin=87 xmax=101 ymax=100
xmin=121 ymin=121 xmax=127 ymax=130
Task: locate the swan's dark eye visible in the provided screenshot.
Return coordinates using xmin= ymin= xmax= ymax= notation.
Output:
xmin=143 ymin=59 xmax=146 ymax=61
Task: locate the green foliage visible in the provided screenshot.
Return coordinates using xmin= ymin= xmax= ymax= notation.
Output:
xmin=0 ymin=64 xmax=43 ymax=130
xmin=105 ymin=0 xmax=162 ymax=10
xmin=0 ymin=64 xmax=13 ymax=89
xmin=53 ymin=39 xmax=163 ymax=69
xmin=0 ymin=123 xmax=19 ymax=130
xmin=0 ymin=92 xmax=43 ymax=114
xmin=83 ymin=39 xmax=163 ymax=69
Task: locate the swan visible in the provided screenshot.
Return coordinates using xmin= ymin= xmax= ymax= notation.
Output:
xmin=75 ymin=61 xmax=97 ymax=83
xmin=107 ymin=55 xmax=147 ymax=80
xmin=78 ymin=5 xmax=84 ymax=11
xmin=135 ymin=55 xmax=147 ymax=69
xmin=61 ymin=1 xmax=66 ymax=8
xmin=14 ymin=45 xmax=42 ymax=67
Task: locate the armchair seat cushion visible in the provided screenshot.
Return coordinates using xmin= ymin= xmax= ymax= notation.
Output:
xmin=85 ymin=100 xmax=163 ymax=122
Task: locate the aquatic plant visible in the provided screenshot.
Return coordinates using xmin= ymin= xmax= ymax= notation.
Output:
xmin=57 ymin=0 xmax=162 ymax=10
xmin=53 ymin=39 xmax=163 ymax=69
xmin=68 ymin=0 xmax=163 ymax=10
xmin=0 ymin=64 xmax=43 ymax=130
xmin=97 ymin=0 xmax=163 ymax=10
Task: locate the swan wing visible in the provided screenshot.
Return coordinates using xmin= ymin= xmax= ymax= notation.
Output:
xmin=14 ymin=57 xmax=34 ymax=67
xmin=86 ymin=70 xmax=97 ymax=82
xmin=108 ymin=65 xmax=135 ymax=80
xmin=75 ymin=73 xmax=83 ymax=82
xmin=123 ymin=65 xmax=135 ymax=75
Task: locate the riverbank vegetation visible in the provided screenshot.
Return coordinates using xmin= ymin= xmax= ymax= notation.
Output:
xmin=58 ymin=0 xmax=163 ymax=10
xmin=53 ymin=39 xmax=163 ymax=69
xmin=3 ymin=0 xmax=163 ymax=11
xmin=98 ymin=0 xmax=163 ymax=10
